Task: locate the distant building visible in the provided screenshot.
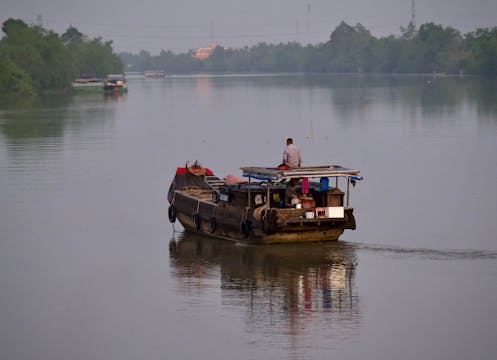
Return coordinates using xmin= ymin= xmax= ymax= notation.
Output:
xmin=193 ymin=43 xmax=217 ymax=60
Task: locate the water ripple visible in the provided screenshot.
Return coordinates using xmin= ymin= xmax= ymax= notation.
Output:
xmin=353 ymin=242 xmax=497 ymax=260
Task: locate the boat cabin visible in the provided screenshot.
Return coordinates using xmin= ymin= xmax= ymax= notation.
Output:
xmin=237 ymin=165 xmax=360 ymax=209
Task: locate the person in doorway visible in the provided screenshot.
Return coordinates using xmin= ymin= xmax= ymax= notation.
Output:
xmin=282 ymin=138 xmax=302 ymax=168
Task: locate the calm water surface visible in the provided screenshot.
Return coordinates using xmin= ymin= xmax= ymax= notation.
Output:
xmin=1 ymin=74 xmax=496 ymax=360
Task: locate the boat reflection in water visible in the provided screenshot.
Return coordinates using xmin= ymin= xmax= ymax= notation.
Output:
xmin=103 ymin=92 xmax=127 ymax=102
xmin=169 ymin=232 xmax=361 ymax=344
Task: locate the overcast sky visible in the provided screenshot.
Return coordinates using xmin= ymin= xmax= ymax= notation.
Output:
xmin=2 ymin=0 xmax=497 ymax=54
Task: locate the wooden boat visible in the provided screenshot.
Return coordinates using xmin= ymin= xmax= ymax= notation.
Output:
xmin=71 ymin=77 xmax=104 ymax=92
xmin=167 ymin=161 xmax=363 ymax=244
xmin=144 ymin=70 xmax=166 ymax=78
xmin=104 ymin=74 xmax=127 ymax=94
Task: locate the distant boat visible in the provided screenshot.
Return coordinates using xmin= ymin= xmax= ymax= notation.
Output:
xmin=104 ymin=74 xmax=127 ymax=94
xmin=71 ymin=77 xmax=104 ymax=92
xmin=144 ymin=70 xmax=166 ymax=79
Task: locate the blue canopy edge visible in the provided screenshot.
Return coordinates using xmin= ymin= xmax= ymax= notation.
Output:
xmin=242 ymin=173 xmax=277 ymax=181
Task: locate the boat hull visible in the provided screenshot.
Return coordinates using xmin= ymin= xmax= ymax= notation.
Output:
xmin=169 ymin=189 xmax=355 ymax=244
xmin=71 ymin=78 xmax=104 ymax=93
xmin=104 ymin=85 xmax=127 ymax=94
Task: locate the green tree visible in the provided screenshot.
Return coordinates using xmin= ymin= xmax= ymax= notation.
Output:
xmin=0 ymin=43 xmax=35 ymax=95
xmin=78 ymin=38 xmax=123 ymax=77
xmin=1 ymin=19 xmax=75 ymax=90
xmin=417 ymin=23 xmax=463 ymax=73
xmin=0 ymin=19 xmax=125 ymax=94
xmin=61 ymin=26 xmax=84 ymax=45
xmin=321 ymin=22 xmax=375 ymax=72
xmin=465 ymin=27 xmax=497 ymax=75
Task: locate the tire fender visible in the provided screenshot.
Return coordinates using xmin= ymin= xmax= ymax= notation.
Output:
xmin=168 ymin=206 xmax=176 ymax=223
xmin=209 ymin=218 xmax=217 ymax=233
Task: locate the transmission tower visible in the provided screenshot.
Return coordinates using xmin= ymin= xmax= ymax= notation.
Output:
xmin=307 ymin=3 xmax=311 ymax=44
xmin=410 ymin=1 xmax=416 ymax=30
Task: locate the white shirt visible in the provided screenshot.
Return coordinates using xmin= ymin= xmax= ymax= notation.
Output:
xmin=283 ymin=144 xmax=302 ymax=167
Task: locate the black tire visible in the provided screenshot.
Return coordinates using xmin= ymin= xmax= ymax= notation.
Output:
xmin=240 ymin=220 xmax=251 ymax=238
xmin=209 ymin=218 xmax=217 ymax=233
xmin=193 ymin=214 xmax=201 ymax=231
xmin=168 ymin=206 xmax=176 ymax=223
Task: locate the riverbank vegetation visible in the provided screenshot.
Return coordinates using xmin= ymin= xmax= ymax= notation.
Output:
xmin=121 ymin=21 xmax=497 ymax=76
xmin=1 ymin=18 xmax=496 ymax=96
xmin=0 ymin=19 xmax=123 ymax=96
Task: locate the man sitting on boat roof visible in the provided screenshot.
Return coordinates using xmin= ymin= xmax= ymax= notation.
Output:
xmin=281 ymin=137 xmax=302 ymax=168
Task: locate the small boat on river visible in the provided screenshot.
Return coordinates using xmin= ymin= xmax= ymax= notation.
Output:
xmin=71 ymin=77 xmax=104 ymax=92
xmin=104 ymin=74 xmax=127 ymax=94
xmin=167 ymin=161 xmax=363 ymax=244
xmin=144 ymin=70 xmax=166 ymax=78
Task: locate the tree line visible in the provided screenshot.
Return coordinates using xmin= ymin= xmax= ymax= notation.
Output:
xmin=121 ymin=21 xmax=497 ymax=76
xmin=0 ymin=19 xmax=123 ymax=96
xmin=1 ymin=18 xmax=496 ymax=96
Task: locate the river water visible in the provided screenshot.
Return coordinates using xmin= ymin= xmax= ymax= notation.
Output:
xmin=1 ymin=74 xmax=496 ymax=360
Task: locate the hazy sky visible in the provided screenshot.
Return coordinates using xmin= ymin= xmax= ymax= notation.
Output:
xmin=2 ymin=0 xmax=497 ymax=54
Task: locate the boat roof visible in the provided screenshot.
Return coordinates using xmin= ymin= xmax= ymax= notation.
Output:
xmin=106 ymin=74 xmax=125 ymax=79
xmin=241 ymin=165 xmax=362 ymax=181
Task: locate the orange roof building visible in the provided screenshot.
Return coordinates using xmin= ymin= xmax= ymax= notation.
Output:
xmin=193 ymin=43 xmax=217 ymax=60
